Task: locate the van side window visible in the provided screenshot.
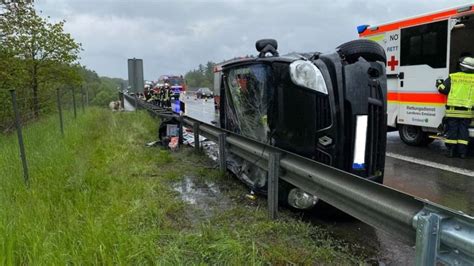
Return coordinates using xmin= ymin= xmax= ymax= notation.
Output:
xmin=400 ymin=20 xmax=448 ymax=68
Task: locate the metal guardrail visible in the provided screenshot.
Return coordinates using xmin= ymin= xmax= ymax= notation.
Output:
xmin=124 ymin=94 xmax=474 ymax=266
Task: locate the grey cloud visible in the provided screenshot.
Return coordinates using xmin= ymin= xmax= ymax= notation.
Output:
xmin=35 ymin=0 xmax=472 ymax=80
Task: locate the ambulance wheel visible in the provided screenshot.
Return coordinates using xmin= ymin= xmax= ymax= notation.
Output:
xmin=399 ymin=125 xmax=433 ymax=146
xmin=337 ymin=39 xmax=386 ymax=64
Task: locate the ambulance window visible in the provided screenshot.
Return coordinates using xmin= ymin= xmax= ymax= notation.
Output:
xmin=400 ymin=20 xmax=448 ymax=68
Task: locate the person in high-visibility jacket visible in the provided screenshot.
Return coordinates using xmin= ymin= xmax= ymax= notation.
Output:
xmin=437 ymin=57 xmax=474 ymax=158
xmin=163 ymin=83 xmax=171 ymax=108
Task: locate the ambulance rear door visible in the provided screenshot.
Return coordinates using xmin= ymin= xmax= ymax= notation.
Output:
xmin=396 ymin=20 xmax=449 ymax=131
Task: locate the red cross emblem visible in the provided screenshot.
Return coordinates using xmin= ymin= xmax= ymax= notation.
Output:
xmin=387 ymin=55 xmax=399 ymax=71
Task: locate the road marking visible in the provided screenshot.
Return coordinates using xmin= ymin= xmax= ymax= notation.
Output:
xmin=386 ymin=152 xmax=474 ymax=177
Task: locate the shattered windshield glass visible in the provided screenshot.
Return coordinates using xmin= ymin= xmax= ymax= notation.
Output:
xmin=225 ymin=64 xmax=272 ymax=143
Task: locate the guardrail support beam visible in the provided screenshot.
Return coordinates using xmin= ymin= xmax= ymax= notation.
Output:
xmin=218 ymin=133 xmax=226 ymax=172
xmin=268 ymin=152 xmax=280 ymax=220
xmin=178 ymin=115 xmax=184 ymax=147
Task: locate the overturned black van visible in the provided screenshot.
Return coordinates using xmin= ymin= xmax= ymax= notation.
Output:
xmin=218 ymin=39 xmax=388 ymax=209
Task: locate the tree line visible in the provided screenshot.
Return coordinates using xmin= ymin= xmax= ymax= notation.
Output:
xmin=183 ymin=56 xmax=255 ymax=90
xmin=184 ymin=61 xmax=215 ymax=90
xmin=0 ymin=1 xmax=124 ymax=133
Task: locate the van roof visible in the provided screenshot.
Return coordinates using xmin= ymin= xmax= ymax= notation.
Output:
xmin=359 ymin=4 xmax=474 ymax=37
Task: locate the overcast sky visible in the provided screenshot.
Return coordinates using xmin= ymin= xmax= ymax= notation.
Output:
xmin=35 ymin=0 xmax=473 ymax=80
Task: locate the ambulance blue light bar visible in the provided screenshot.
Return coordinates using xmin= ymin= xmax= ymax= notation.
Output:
xmin=457 ymin=6 xmax=472 ymax=13
xmin=357 ymin=25 xmax=369 ymax=34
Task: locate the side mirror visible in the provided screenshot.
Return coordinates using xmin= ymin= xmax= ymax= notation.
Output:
xmin=255 ymin=39 xmax=279 ymax=58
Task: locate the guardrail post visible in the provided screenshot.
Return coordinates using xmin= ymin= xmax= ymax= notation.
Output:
xmin=119 ymin=92 xmax=124 ymax=110
xmin=134 ymin=94 xmax=138 ymax=111
xmin=415 ymin=212 xmax=441 ymax=266
xmin=10 ymin=89 xmax=29 ymax=186
xmin=218 ymin=133 xmax=226 ymax=172
xmin=56 ymin=88 xmax=64 ymax=136
xmin=178 ymin=115 xmax=184 ymax=147
xmin=413 ymin=208 xmax=474 ymax=265
xmin=193 ymin=122 xmax=200 ymax=152
xmin=268 ymin=152 xmax=280 ymax=219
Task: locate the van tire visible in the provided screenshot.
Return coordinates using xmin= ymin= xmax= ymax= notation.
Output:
xmin=399 ymin=125 xmax=433 ymax=146
xmin=337 ymin=39 xmax=386 ymax=64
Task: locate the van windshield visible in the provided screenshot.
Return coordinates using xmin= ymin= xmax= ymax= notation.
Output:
xmin=224 ymin=64 xmax=273 ymax=143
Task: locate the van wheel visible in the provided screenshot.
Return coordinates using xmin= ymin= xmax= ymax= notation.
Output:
xmin=399 ymin=125 xmax=433 ymax=146
xmin=337 ymin=39 xmax=386 ymax=64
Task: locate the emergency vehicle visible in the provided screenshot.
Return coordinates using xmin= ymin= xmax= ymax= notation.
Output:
xmin=358 ymin=4 xmax=474 ymax=146
xmin=157 ymin=75 xmax=187 ymax=92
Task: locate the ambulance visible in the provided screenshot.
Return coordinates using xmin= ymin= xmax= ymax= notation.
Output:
xmin=358 ymin=4 xmax=474 ymax=146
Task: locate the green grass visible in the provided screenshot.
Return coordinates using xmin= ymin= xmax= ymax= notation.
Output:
xmin=0 ymin=108 xmax=360 ymax=264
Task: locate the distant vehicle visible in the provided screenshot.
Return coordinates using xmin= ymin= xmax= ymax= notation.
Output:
xmin=358 ymin=4 xmax=474 ymax=146
xmin=158 ymin=75 xmax=187 ymax=92
xmin=217 ymin=39 xmax=387 ymax=209
xmin=196 ymin=88 xmax=213 ymax=99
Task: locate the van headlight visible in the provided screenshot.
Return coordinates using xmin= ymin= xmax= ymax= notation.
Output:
xmin=289 ymin=60 xmax=328 ymax=94
xmin=287 ymin=188 xmax=319 ymax=210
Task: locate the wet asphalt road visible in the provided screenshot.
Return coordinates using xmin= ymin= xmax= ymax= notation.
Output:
xmin=385 ymin=133 xmax=474 ymax=215
xmin=182 ymin=97 xmax=473 ymax=264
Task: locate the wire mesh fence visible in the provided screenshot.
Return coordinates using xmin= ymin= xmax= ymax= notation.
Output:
xmin=1 ymin=86 xmax=89 ymax=186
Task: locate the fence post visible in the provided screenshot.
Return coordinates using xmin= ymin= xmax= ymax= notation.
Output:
xmin=193 ymin=122 xmax=200 ymax=152
xmin=218 ymin=133 xmax=226 ymax=173
xmin=72 ymin=87 xmax=77 ymax=119
xmin=56 ymin=89 xmax=64 ymax=136
xmin=81 ymin=86 xmax=85 ymax=113
xmin=10 ymin=89 xmax=29 ymax=186
xmin=85 ymin=88 xmax=89 ymax=106
xmin=268 ymin=152 xmax=280 ymax=219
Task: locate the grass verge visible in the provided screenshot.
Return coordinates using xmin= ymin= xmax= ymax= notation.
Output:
xmin=0 ymin=108 xmax=360 ymax=264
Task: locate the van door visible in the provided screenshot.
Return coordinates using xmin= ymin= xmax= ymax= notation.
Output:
xmin=397 ymin=20 xmax=449 ymax=131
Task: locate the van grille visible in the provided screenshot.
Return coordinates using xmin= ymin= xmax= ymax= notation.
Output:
xmin=315 ymin=95 xmax=331 ymax=130
xmin=366 ymin=80 xmax=386 ymax=178
xmin=314 ymin=150 xmax=331 ymax=165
